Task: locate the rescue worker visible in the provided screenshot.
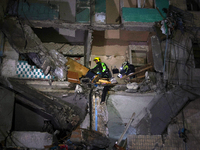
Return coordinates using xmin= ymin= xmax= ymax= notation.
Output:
xmin=91 ymin=57 xmax=112 ymax=105
xmin=91 ymin=57 xmax=111 ymax=78
xmin=118 ymin=61 xmax=135 ymax=79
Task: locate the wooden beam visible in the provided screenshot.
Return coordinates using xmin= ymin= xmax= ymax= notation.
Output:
xmin=136 ymin=74 xmax=145 ymax=79
xmin=117 ymin=112 xmax=135 ymax=145
xmin=66 ymin=57 xmax=89 ymax=78
xmin=21 ymin=19 xmax=154 ymax=31
xmin=128 ymin=65 xmax=153 ymax=77
xmin=121 ymin=64 xmax=153 ymax=80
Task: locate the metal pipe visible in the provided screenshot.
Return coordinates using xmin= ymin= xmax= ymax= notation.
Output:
xmin=95 ymin=97 xmax=98 ymax=131
xmin=89 ymin=89 xmax=93 ymax=130
xmin=138 ymin=0 xmax=141 ymax=8
xmin=117 ymin=112 xmax=135 ymax=145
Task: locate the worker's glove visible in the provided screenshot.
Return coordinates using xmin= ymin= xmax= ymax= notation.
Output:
xmin=97 ymin=72 xmax=102 ymax=78
xmin=117 ymin=73 xmax=122 ymax=78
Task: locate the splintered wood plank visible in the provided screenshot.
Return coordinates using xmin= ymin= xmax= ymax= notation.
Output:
xmin=66 ymin=57 xmax=89 ymax=78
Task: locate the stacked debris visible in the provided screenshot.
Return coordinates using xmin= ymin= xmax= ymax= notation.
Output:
xmin=154 ymin=5 xmax=194 ymax=41
xmin=0 ymin=17 xmax=68 ymax=81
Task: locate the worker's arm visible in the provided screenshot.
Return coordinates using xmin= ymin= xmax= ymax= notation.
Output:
xmin=91 ymin=63 xmax=102 ymax=74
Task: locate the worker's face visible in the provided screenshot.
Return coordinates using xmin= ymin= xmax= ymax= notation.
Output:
xmin=94 ymin=60 xmax=98 ymax=63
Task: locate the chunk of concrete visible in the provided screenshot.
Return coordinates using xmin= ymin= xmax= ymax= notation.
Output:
xmin=6 ymin=131 xmax=53 ymax=149
xmin=1 ymin=58 xmax=17 ymax=77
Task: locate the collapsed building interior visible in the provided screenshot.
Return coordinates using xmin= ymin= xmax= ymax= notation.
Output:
xmin=0 ymin=0 xmax=200 ymax=149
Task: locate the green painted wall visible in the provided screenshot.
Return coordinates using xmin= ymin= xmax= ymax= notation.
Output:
xmin=122 ymin=0 xmax=169 ymax=22
xmin=18 ymin=1 xmax=59 ymax=20
xmin=122 ymin=8 xmax=163 ymax=22
xmin=156 ymin=0 xmax=169 ymax=19
xmin=95 ymin=0 xmax=106 ymax=13
xmin=76 ymin=8 xmax=90 ymax=22
xmin=76 ymin=0 xmax=90 ymax=23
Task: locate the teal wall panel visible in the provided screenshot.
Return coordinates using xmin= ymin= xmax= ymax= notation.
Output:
xmin=76 ymin=8 xmax=90 ymax=23
xmin=122 ymin=8 xmax=163 ymax=22
xmin=122 ymin=0 xmax=169 ymax=23
xmin=156 ymin=0 xmax=169 ymax=19
xmin=18 ymin=1 xmax=59 ymax=20
xmin=95 ymin=0 xmax=106 ymax=13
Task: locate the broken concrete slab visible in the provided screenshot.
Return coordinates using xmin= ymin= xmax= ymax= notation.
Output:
xmin=107 ymin=92 xmax=155 ymax=141
xmin=136 ymin=86 xmax=200 ymax=135
xmin=70 ymin=128 xmax=110 ymax=149
xmin=1 ymin=18 xmax=68 ymax=80
xmin=0 ymin=87 xmax=15 ymax=143
xmin=6 ymin=131 xmax=53 ymax=149
xmin=1 ymin=58 xmax=17 ymax=77
xmin=0 ymin=77 xmax=88 ymax=132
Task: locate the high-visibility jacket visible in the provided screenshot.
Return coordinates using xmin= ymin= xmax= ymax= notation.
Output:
xmin=123 ymin=64 xmax=135 ymax=76
xmin=91 ymin=62 xmax=111 ymax=78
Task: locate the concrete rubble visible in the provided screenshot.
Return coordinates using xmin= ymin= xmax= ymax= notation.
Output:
xmin=6 ymin=131 xmax=53 ymax=149
xmin=0 ymin=0 xmax=200 ymax=149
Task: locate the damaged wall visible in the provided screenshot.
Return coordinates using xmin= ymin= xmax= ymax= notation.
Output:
xmin=59 ymin=0 xmax=76 ymax=22
xmin=129 ymin=44 xmax=149 ymax=66
xmin=91 ymin=44 xmax=126 ymax=72
xmin=32 ymin=28 xmax=85 ymax=44
xmin=0 ymin=0 xmax=8 ymax=20
xmin=127 ymin=97 xmax=200 ymax=149
xmin=106 ymin=0 xmax=156 ymax=24
xmin=90 ymin=45 xmax=127 ymax=76
xmin=1 ymin=40 xmax=19 ymax=77
xmin=43 ymin=43 xmax=84 ymax=65
xmin=91 ymin=30 xmax=150 ymax=70
xmin=191 ymin=11 xmax=200 ymax=27
xmin=0 ymin=87 xmax=15 ymax=142
xmin=17 ymin=0 xmax=76 ymax=22
xmin=122 ymin=0 xmax=169 ymax=23
xmin=124 ymin=0 xmax=155 ymax=8
xmin=106 ymin=0 xmax=120 ymax=24
xmin=18 ymin=0 xmax=59 ymax=20
xmin=169 ymin=0 xmax=187 ymax=10
xmin=161 ymin=31 xmax=194 ymax=85
xmin=169 ymin=0 xmax=200 ymax=27
xmin=92 ymin=30 xmax=150 ymax=46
